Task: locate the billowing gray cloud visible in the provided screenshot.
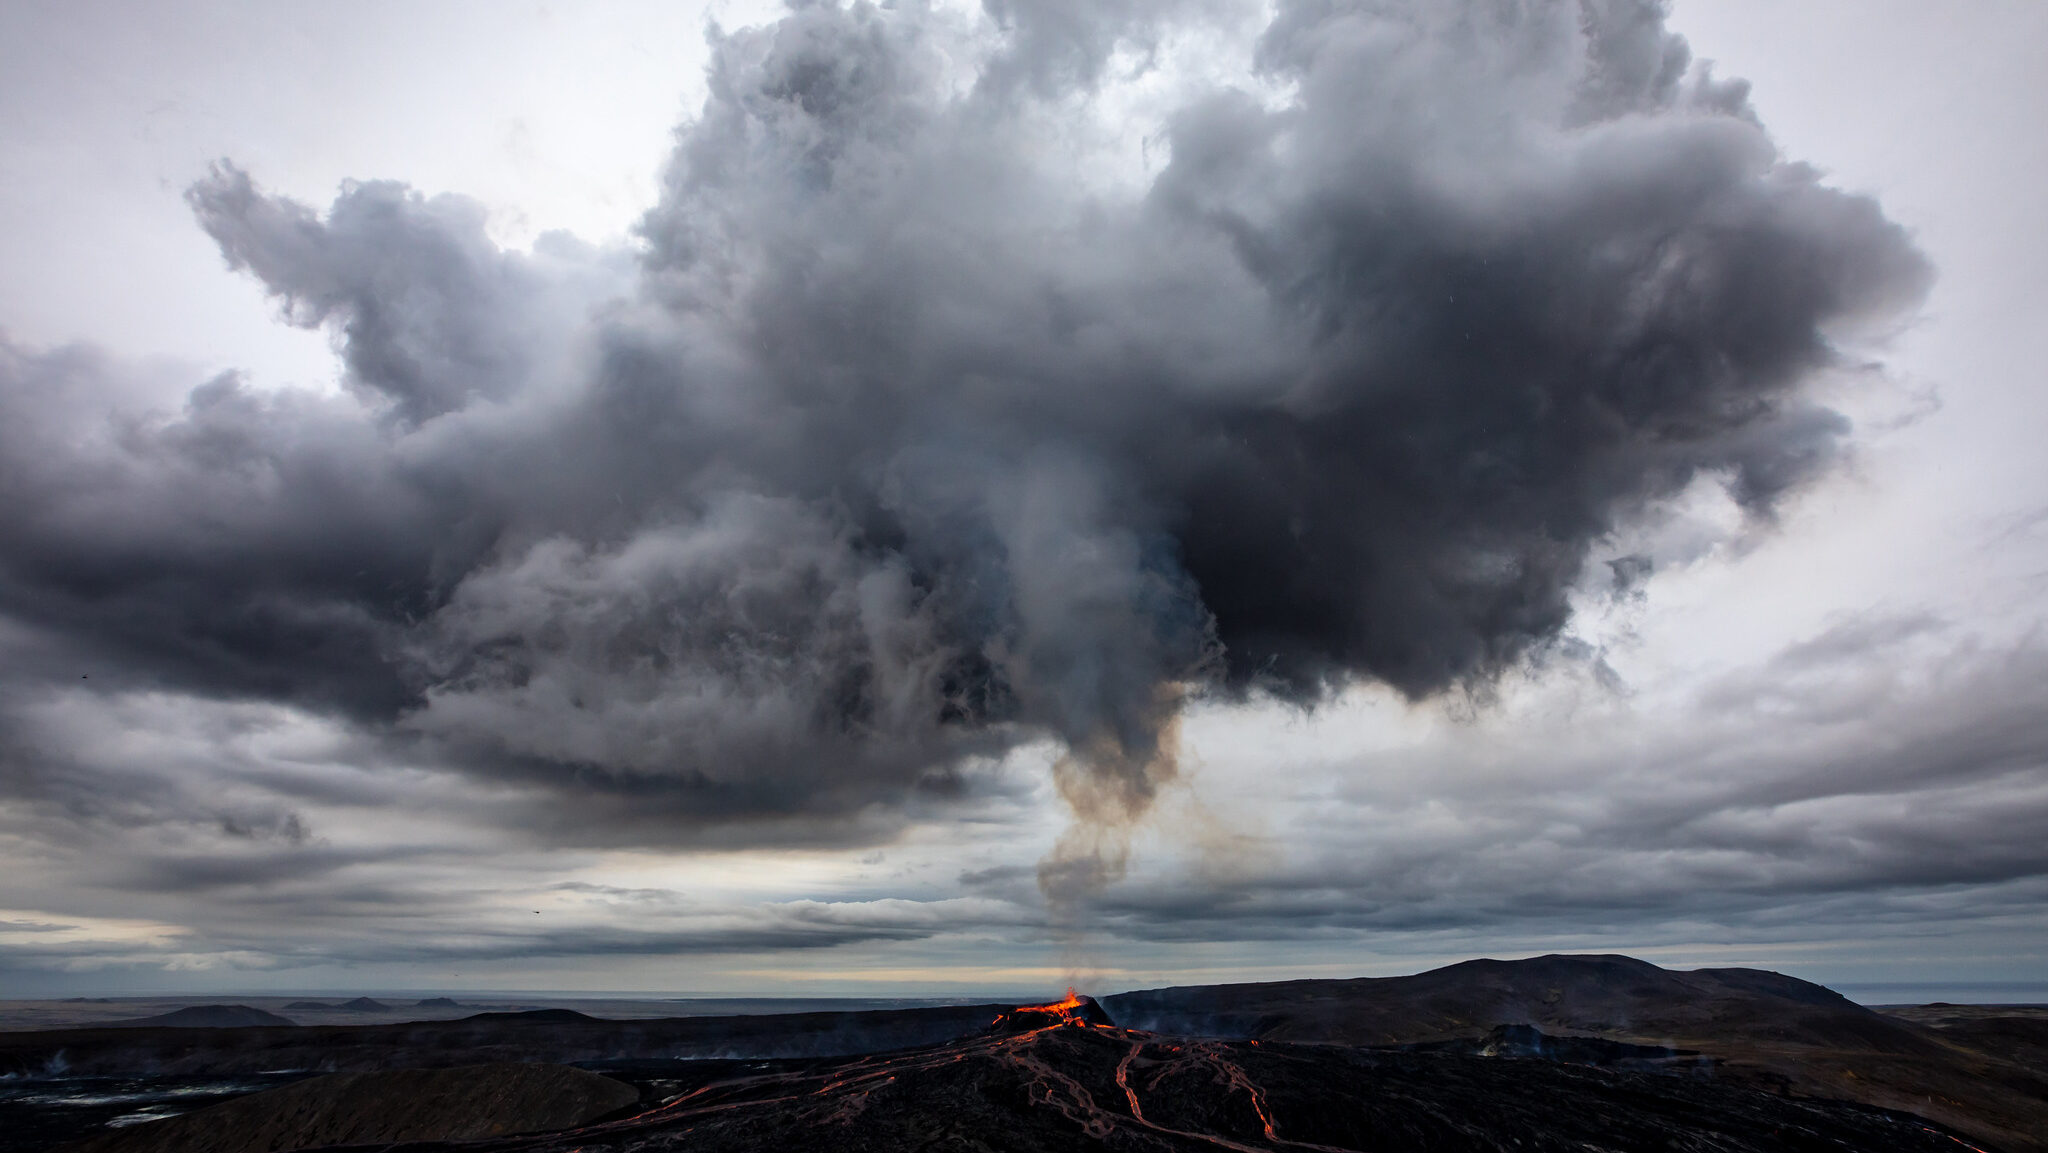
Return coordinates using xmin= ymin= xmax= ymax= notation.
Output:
xmin=0 ymin=0 xmax=1927 ymax=853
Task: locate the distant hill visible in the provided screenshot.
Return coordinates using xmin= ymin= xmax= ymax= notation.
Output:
xmin=285 ymin=997 xmax=392 ymax=1013
xmin=458 ymin=1008 xmax=597 ymax=1024
xmin=416 ymin=996 xmax=463 ymax=1008
xmin=1105 ymin=953 xmax=1885 ymax=1047
xmin=105 ymin=1005 xmax=295 ymax=1029
xmin=1104 ymin=953 xmax=2048 ymax=1151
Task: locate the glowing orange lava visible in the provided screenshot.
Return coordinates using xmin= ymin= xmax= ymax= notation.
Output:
xmin=989 ymin=988 xmax=1110 ymax=1035
xmin=1018 ymin=988 xmax=1087 ymax=1017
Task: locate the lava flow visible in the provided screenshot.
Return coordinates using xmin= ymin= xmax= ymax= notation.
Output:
xmin=988 ymin=989 xmax=1115 ymax=1034
xmin=317 ymin=1015 xmax=2001 ymax=1153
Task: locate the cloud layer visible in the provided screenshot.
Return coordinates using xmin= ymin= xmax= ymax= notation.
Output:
xmin=6 ymin=608 xmax=2046 ymax=992
xmin=0 ymin=1 xmax=1929 ymax=865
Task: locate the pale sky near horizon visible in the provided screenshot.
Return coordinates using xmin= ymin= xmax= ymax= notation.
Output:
xmin=0 ymin=0 xmax=2044 ymax=999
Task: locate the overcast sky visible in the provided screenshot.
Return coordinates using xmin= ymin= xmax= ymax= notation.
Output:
xmin=1 ymin=0 xmax=2044 ymax=1000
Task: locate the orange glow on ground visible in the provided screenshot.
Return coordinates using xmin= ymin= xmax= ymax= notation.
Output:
xmin=1016 ymin=988 xmax=1086 ymax=1016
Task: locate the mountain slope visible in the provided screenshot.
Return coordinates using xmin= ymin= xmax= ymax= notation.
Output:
xmin=1105 ymin=953 xmax=2047 ymax=1150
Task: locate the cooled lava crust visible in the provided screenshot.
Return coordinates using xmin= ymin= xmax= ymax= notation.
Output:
xmin=380 ymin=1020 xmax=1994 ymax=1153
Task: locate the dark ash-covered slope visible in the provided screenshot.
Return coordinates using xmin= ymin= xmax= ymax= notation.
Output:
xmin=343 ymin=1021 xmax=1987 ymax=1153
xmin=61 ymin=1063 xmax=636 ymax=1153
xmin=1106 ymin=953 xmax=2048 ymax=1151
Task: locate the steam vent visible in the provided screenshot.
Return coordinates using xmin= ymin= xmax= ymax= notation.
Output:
xmin=988 ymin=990 xmax=1115 ymax=1034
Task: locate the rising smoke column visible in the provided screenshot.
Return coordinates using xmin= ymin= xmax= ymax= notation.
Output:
xmin=0 ymin=1 xmax=1927 ymax=894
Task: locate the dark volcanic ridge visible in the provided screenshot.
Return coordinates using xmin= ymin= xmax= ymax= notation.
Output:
xmin=1103 ymin=953 xmax=1875 ymax=1045
xmin=1104 ymin=953 xmax=2048 ymax=1150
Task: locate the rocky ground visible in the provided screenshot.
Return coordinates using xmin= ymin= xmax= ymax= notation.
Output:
xmin=335 ymin=1019 xmax=1992 ymax=1153
xmin=61 ymin=1064 xmax=636 ymax=1153
xmin=1104 ymin=953 xmax=2048 ymax=1150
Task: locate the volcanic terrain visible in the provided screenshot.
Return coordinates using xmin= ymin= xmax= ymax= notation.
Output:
xmin=6 ymin=956 xmax=2042 ymax=1153
xmin=61 ymin=1064 xmax=637 ymax=1153
xmin=148 ymin=998 xmax=1989 ymax=1153
xmin=1104 ymin=954 xmax=2048 ymax=1149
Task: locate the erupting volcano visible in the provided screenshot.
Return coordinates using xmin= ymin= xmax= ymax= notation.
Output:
xmin=22 ymin=959 xmax=2036 ymax=1152
xmin=989 ymin=990 xmax=1116 ymax=1034
xmin=244 ymin=1010 xmax=1988 ymax=1152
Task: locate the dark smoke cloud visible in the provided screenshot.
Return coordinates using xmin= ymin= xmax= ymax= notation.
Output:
xmin=0 ymin=0 xmax=1926 ymax=848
